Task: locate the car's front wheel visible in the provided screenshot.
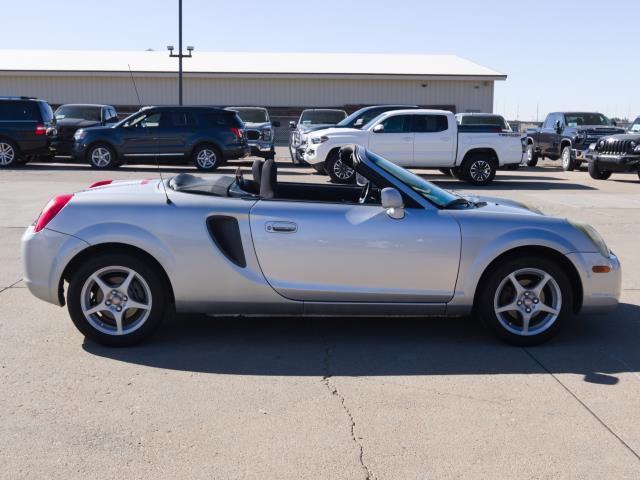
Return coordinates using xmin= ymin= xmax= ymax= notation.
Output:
xmin=588 ymin=161 xmax=612 ymax=180
xmin=326 ymin=149 xmax=356 ymax=184
xmin=477 ymin=256 xmax=573 ymax=346
xmin=0 ymin=140 xmax=21 ymax=167
xmin=561 ymin=146 xmax=576 ymax=171
xmin=193 ymin=144 xmax=222 ymax=171
xmin=525 ymin=144 xmax=538 ymax=167
xmin=67 ymin=252 xmax=168 ymax=346
xmin=88 ymin=144 xmax=119 ymax=169
xmin=462 ymin=155 xmax=497 ymax=185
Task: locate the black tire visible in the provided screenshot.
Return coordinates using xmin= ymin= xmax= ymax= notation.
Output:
xmin=462 ymin=154 xmax=497 ymax=186
xmin=561 ymin=146 xmax=576 ymax=171
xmin=325 ymin=149 xmax=356 ymax=184
xmin=193 ymin=144 xmax=223 ymax=171
xmin=525 ymin=144 xmax=539 ymax=167
xmin=476 ymin=255 xmax=573 ymax=346
xmin=588 ymin=161 xmax=612 ymax=180
xmin=0 ymin=139 xmax=21 ymax=167
xmin=87 ymin=143 xmax=119 ymax=169
xmin=67 ymin=252 xmax=168 ymax=347
xmin=439 ymin=168 xmax=453 ymax=177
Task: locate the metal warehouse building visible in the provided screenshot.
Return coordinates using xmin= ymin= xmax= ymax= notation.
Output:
xmin=0 ymin=50 xmax=505 ymax=116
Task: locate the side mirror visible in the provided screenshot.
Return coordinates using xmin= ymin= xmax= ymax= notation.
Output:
xmin=289 ymin=121 xmax=296 ymax=129
xmin=381 ymin=188 xmax=404 ymax=219
xmin=272 ymin=120 xmax=281 ymax=127
xmin=373 ymin=124 xmax=384 ymax=133
xmin=354 ymin=118 xmax=364 ymax=128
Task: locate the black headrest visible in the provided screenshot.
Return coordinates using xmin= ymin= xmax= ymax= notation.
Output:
xmin=338 ymin=145 xmax=356 ymax=168
xmin=252 ymin=159 xmax=264 ymax=184
xmin=260 ymin=158 xmax=277 ymax=199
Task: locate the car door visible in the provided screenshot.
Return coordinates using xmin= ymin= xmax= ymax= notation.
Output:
xmin=539 ymin=114 xmax=559 ymax=158
xmin=249 ymin=200 xmax=461 ymax=304
xmin=156 ymin=111 xmax=197 ymax=157
xmin=411 ymin=114 xmax=456 ymax=166
xmin=120 ymin=111 xmax=164 ymax=157
xmin=367 ymin=114 xmax=414 ymax=165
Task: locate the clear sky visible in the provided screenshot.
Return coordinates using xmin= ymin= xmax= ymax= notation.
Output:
xmin=3 ymin=0 xmax=638 ymax=120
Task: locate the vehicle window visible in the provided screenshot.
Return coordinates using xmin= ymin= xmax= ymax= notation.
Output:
xmin=565 ymin=113 xmax=610 ymax=127
xmin=231 ymin=108 xmax=268 ymax=123
xmin=127 ymin=112 xmax=162 ymax=129
xmin=411 ymin=115 xmax=448 ymax=133
xmin=55 ymin=105 xmax=101 ymax=121
xmin=458 ymin=115 xmax=507 ymax=129
xmin=630 ymin=117 xmax=640 ymax=133
xmin=39 ymin=102 xmax=54 ymax=123
xmin=300 ymin=110 xmax=346 ymax=125
xmin=169 ymin=112 xmax=196 ymax=128
xmin=0 ymin=101 xmax=41 ymax=121
xmin=380 ymin=115 xmax=411 ymax=133
xmin=106 ymin=107 xmax=117 ymax=121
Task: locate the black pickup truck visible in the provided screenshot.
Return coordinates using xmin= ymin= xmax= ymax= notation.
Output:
xmin=525 ymin=112 xmax=625 ymax=170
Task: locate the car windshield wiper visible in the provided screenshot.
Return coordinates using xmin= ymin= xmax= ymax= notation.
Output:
xmin=444 ymin=197 xmax=473 ymax=209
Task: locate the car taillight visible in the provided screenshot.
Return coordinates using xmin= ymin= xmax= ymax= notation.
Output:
xmin=230 ymin=127 xmax=243 ymax=138
xmin=89 ymin=180 xmax=113 ymax=188
xmin=35 ymin=124 xmax=47 ymax=136
xmin=33 ymin=194 xmax=73 ymax=233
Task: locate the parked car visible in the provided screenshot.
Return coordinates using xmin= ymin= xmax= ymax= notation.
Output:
xmin=455 ymin=113 xmax=512 ymax=131
xmin=72 ymin=106 xmax=249 ymax=170
xmin=586 ymin=133 xmax=640 ymax=181
xmin=289 ymin=108 xmax=347 ymax=164
xmin=525 ymin=112 xmax=625 ymax=170
xmin=226 ymin=107 xmax=279 ymax=160
xmin=0 ymin=96 xmax=55 ymax=167
xmin=304 ymin=109 xmax=524 ymax=185
xmin=22 ymin=145 xmax=620 ymax=347
xmin=53 ymin=104 xmax=119 ymax=156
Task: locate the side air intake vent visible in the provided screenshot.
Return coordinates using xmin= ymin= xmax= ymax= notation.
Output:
xmin=206 ymin=216 xmax=246 ymax=268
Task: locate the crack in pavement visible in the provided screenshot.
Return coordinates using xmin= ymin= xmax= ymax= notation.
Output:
xmin=523 ymin=347 xmax=640 ymax=462
xmin=321 ymin=345 xmax=374 ymax=480
xmin=0 ymin=279 xmax=23 ymax=295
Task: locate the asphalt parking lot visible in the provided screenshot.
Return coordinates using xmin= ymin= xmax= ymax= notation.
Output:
xmin=1 ymin=148 xmax=640 ymax=479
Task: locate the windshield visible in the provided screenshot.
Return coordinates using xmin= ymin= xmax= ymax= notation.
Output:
xmin=230 ymin=108 xmax=268 ymax=123
xmin=55 ymin=105 xmax=101 ymax=121
xmin=458 ymin=115 xmax=510 ymax=130
xmin=629 ymin=117 xmax=640 ymax=133
xmin=300 ymin=110 xmax=346 ymax=125
xmin=565 ymin=113 xmax=611 ymax=127
xmin=366 ymin=150 xmax=458 ymax=208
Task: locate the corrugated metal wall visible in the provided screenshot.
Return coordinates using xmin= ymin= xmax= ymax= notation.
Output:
xmin=0 ymin=74 xmax=494 ymax=113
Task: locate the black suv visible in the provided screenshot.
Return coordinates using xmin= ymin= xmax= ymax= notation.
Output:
xmin=0 ymin=96 xmax=55 ymax=168
xmin=73 ymin=106 xmax=249 ymax=170
xmin=53 ymin=104 xmax=119 ymax=156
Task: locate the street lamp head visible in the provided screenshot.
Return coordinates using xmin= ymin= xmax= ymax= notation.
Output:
xmin=167 ymin=45 xmax=174 ymax=52
xmin=187 ymin=46 xmax=194 ymax=52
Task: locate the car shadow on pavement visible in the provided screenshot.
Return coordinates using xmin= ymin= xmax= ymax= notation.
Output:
xmin=84 ymin=302 xmax=640 ymax=382
xmin=428 ymin=178 xmax=598 ymax=191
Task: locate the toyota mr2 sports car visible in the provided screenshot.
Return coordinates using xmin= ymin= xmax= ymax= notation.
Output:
xmin=22 ymin=146 xmax=621 ymax=347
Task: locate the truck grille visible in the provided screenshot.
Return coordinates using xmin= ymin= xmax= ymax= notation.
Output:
xmin=596 ymin=139 xmax=632 ymax=154
xmin=246 ymin=130 xmax=260 ymax=141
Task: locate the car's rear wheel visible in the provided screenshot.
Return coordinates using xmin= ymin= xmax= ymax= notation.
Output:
xmin=477 ymin=256 xmax=573 ymax=346
xmin=561 ymin=146 xmax=576 ymax=171
xmin=0 ymin=140 xmax=20 ymax=167
xmin=193 ymin=144 xmax=222 ymax=171
xmin=462 ymin=154 xmax=497 ymax=185
xmin=525 ymin=144 xmax=538 ymax=167
xmin=326 ymin=149 xmax=355 ymax=184
xmin=88 ymin=144 xmax=119 ymax=169
xmin=67 ymin=252 xmax=167 ymax=346
xmin=588 ymin=161 xmax=612 ymax=180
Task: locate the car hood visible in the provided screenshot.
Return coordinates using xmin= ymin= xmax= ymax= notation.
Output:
xmin=56 ymin=118 xmax=101 ymax=128
xmin=597 ymin=133 xmax=640 ymax=142
xmin=309 ymin=127 xmax=363 ymax=138
xmin=572 ymin=126 xmax=626 ymax=134
xmin=297 ymin=124 xmax=342 ymax=133
xmin=461 ymin=194 xmax=544 ymax=216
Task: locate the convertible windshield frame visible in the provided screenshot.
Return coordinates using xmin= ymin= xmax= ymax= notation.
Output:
xmin=364 ymin=150 xmax=459 ymax=209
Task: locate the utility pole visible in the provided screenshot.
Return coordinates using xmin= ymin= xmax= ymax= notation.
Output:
xmin=167 ymin=0 xmax=194 ymax=105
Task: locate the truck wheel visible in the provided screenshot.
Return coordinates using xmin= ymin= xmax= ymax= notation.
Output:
xmin=561 ymin=146 xmax=576 ymax=171
xmin=0 ymin=140 xmax=21 ymax=167
xmin=88 ymin=144 xmax=119 ymax=169
xmin=588 ymin=161 xmax=612 ymax=180
xmin=525 ymin=144 xmax=539 ymax=167
xmin=462 ymin=154 xmax=497 ymax=186
xmin=325 ymin=149 xmax=355 ymax=184
xmin=193 ymin=144 xmax=222 ymax=171
xmin=439 ymin=168 xmax=453 ymax=176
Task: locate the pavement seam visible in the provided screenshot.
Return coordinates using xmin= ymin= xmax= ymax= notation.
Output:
xmin=0 ymin=279 xmax=23 ymax=295
xmin=523 ymin=347 xmax=640 ymax=462
xmin=321 ymin=345 xmax=374 ymax=480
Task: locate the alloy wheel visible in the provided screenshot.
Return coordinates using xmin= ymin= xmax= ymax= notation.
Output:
xmin=493 ymin=268 xmax=562 ymax=336
xmin=0 ymin=142 xmax=16 ymax=166
xmin=332 ymin=159 xmax=354 ymax=181
xmin=562 ymin=149 xmax=571 ymax=170
xmin=91 ymin=147 xmax=112 ymax=167
xmin=196 ymin=149 xmax=217 ymax=169
xmin=469 ymin=160 xmax=492 ymax=182
xmin=80 ymin=265 xmax=152 ymax=336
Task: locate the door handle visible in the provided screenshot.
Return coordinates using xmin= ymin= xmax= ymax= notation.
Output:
xmin=266 ymin=221 xmax=297 ymax=233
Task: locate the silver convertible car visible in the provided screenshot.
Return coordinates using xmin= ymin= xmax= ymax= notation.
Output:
xmin=22 ymin=146 xmax=621 ymax=347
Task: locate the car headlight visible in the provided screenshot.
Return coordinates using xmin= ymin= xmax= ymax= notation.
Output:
xmin=569 ymin=220 xmax=610 ymax=257
xmin=73 ymin=129 xmax=86 ymax=140
xmin=261 ymin=128 xmax=272 ymax=140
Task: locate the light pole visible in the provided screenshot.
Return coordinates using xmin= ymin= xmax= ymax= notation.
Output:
xmin=167 ymin=0 xmax=194 ymax=105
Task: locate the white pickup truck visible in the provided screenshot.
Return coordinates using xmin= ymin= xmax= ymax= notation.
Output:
xmin=303 ymin=109 xmax=525 ymax=185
